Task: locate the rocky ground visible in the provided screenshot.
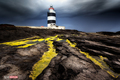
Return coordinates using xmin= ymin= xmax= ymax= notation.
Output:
xmin=0 ymin=24 xmax=120 ymax=80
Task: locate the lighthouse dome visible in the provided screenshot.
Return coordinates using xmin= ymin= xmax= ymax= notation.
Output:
xmin=48 ymin=6 xmax=55 ymax=13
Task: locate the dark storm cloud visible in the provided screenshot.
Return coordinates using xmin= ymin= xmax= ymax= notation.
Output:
xmin=0 ymin=0 xmax=45 ymax=22
xmin=1 ymin=0 xmax=120 ymax=20
xmin=63 ymin=0 xmax=120 ymax=17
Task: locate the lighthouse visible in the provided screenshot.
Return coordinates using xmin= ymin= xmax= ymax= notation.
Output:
xmin=47 ymin=6 xmax=56 ymax=27
xmin=16 ymin=6 xmax=65 ymax=29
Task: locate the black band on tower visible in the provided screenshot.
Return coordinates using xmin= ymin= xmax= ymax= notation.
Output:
xmin=48 ymin=20 xmax=56 ymax=23
xmin=47 ymin=13 xmax=56 ymax=16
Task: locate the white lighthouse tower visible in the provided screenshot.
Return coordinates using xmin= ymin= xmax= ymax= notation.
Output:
xmin=16 ymin=6 xmax=65 ymax=29
xmin=47 ymin=6 xmax=56 ymax=27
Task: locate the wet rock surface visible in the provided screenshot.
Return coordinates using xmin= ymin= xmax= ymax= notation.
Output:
xmin=0 ymin=24 xmax=120 ymax=80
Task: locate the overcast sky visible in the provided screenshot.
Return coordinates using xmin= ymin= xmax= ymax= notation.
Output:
xmin=0 ymin=0 xmax=120 ymax=32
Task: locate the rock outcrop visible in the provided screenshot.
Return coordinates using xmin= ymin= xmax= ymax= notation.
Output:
xmin=0 ymin=24 xmax=120 ymax=80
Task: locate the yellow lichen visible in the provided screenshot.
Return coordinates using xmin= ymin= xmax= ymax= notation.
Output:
xmin=17 ymin=43 xmax=37 ymax=48
xmin=79 ymin=50 xmax=120 ymax=78
xmin=66 ymin=40 xmax=120 ymax=78
xmin=0 ymin=36 xmax=42 ymax=47
xmin=99 ymin=56 xmax=107 ymax=60
xmin=1 ymin=35 xmax=120 ymax=78
xmin=29 ymin=40 xmax=58 ymax=80
xmin=66 ymin=39 xmax=76 ymax=47
xmin=29 ymin=35 xmax=63 ymax=80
